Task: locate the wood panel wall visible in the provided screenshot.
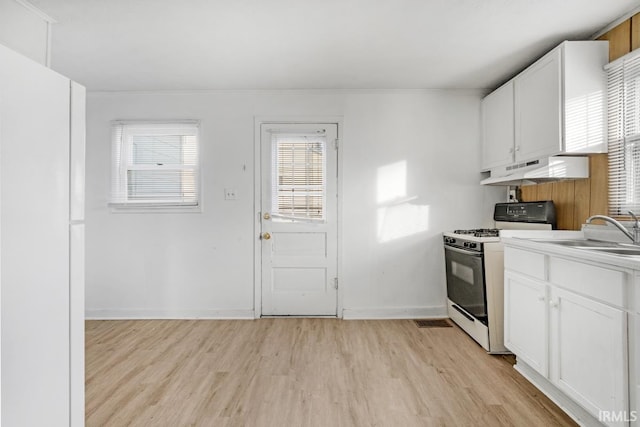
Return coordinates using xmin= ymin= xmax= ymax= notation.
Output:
xmin=519 ymin=13 xmax=640 ymax=229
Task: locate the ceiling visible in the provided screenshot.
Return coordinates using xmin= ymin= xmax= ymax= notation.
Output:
xmin=31 ymin=0 xmax=639 ymax=92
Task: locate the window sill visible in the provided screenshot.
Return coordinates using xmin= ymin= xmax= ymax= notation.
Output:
xmin=108 ymin=203 xmax=201 ymax=214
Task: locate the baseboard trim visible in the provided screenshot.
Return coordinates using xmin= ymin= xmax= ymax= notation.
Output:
xmin=85 ymin=309 xmax=255 ymax=320
xmin=342 ymin=306 xmax=447 ymax=320
xmin=88 ymin=306 xmax=448 ymax=321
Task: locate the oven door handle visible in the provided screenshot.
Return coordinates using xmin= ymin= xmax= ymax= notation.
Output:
xmin=444 ymin=245 xmax=482 ymax=257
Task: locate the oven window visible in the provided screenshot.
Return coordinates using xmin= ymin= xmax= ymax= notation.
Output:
xmin=444 ymin=247 xmax=488 ymax=324
xmin=451 ymin=263 xmax=474 ymax=284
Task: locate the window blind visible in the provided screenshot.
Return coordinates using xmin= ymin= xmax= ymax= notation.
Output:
xmin=271 ymin=133 xmax=326 ymax=221
xmin=607 ymin=49 xmax=640 ymax=216
xmin=110 ymin=122 xmax=200 ymax=208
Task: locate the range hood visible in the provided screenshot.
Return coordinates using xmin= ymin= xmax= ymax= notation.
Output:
xmin=480 ymin=156 xmax=589 ymax=186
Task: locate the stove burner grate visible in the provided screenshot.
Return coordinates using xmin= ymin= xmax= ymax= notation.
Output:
xmin=452 ymin=228 xmax=500 ymax=238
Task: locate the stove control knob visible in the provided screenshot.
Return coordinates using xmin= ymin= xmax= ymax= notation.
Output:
xmin=469 ymin=242 xmax=477 ymax=249
xmin=463 ymin=242 xmax=469 ymax=247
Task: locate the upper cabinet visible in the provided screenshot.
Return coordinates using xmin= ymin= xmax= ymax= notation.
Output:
xmin=481 ymin=41 xmax=608 ymax=172
xmin=515 ymin=48 xmax=562 ymax=162
xmin=482 ymin=81 xmax=515 ymax=170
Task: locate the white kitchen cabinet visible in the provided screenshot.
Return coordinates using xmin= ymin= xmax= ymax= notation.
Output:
xmin=504 ymin=271 xmax=549 ymax=376
xmin=550 ymin=287 xmax=627 ymax=421
xmin=481 ymin=41 xmax=608 ymax=173
xmin=481 ymin=81 xmax=515 ymax=170
xmin=504 ymin=244 xmax=631 ymax=427
xmin=515 ymin=48 xmax=562 ymax=162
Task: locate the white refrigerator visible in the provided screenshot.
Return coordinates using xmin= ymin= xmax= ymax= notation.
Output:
xmin=0 ymin=43 xmax=85 ymax=426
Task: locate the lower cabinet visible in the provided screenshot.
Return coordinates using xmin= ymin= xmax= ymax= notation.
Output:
xmin=504 ymin=272 xmax=549 ymax=376
xmin=505 ymin=266 xmax=629 ymax=426
xmin=550 ymin=287 xmax=627 ymax=421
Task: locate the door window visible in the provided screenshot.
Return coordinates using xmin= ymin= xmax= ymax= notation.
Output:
xmin=271 ymin=133 xmax=326 ymax=222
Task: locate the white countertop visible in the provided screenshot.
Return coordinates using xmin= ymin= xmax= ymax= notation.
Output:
xmin=502 ymin=234 xmax=640 ymax=271
xmin=499 ymin=229 xmax=583 ymax=239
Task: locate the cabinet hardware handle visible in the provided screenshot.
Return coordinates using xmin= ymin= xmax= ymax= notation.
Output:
xmin=515 ymin=146 xmax=521 ymax=151
xmin=549 ymin=300 xmax=558 ymax=308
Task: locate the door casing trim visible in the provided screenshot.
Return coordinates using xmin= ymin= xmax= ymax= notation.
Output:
xmin=253 ymin=116 xmax=344 ymax=319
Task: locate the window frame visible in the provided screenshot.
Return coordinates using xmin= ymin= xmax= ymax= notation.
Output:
xmin=606 ymin=49 xmax=640 ymax=218
xmin=270 ymin=132 xmax=327 ymax=223
xmin=109 ymin=120 xmax=202 ymax=213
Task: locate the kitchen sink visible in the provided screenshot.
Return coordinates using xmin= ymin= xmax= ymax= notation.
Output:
xmin=581 ymin=247 xmax=640 ymax=256
xmin=529 ymin=238 xmax=640 ymax=256
xmin=530 ymin=239 xmax=621 ymax=248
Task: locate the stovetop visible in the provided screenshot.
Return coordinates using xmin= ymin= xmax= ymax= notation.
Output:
xmin=452 ymin=228 xmax=500 ymax=238
xmin=443 ymin=228 xmax=501 ymax=246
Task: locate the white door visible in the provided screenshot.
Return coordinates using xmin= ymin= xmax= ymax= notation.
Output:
xmin=504 ymin=271 xmax=549 ymax=377
xmin=550 ymin=287 xmax=627 ymax=424
xmin=481 ymin=80 xmax=515 ymax=170
xmin=515 ymin=48 xmax=562 ymax=162
xmin=260 ymin=123 xmax=338 ymax=316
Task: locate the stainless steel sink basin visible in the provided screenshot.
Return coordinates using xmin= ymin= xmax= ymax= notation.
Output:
xmin=530 ymin=239 xmax=620 ymax=248
xmin=529 ymin=238 xmax=640 ymax=256
xmin=582 ymin=247 xmax=640 ymax=256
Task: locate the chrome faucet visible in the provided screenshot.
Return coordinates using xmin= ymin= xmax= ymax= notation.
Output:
xmin=586 ymin=210 xmax=640 ymax=244
xmin=630 ymin=211 xmax=640 ymax=243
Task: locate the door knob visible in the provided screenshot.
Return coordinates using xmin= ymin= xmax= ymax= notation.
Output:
xmin=263 ymin=213 xmax=271 ymax=220
xmin=262 ymin=232 xmax=271 ymax=240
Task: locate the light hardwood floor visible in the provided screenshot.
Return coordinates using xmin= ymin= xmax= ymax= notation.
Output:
xmin=86 ymin=319 xmax=576 ymax=426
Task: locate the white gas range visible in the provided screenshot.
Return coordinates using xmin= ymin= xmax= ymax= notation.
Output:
xmin=443 ymin=202 xmax=556 ymax=353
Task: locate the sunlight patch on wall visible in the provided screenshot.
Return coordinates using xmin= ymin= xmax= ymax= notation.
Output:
xmin=376 ymin=160 xmax=429 ymax=243
xmin=377 ymin=161 xmax=407 ymax=204
xmin=565 ymin=90 xmax=604 ymax=152
xmin=377 ymin=203 xmax=430 ymax=243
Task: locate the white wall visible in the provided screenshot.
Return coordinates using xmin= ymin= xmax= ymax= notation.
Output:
xmin=0 ymin=0 xmax=51 ymax=66
xmin=86 ymin=89 xmax=504 ymax=319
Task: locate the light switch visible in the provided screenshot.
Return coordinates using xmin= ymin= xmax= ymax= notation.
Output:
xmin=224 ymin=188 xmax=237 ymax=200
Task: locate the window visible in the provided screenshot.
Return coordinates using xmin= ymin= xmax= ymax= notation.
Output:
xmin=110 ymin=121 xmax=200 ymax=211
xmin=271 ymin=133 xmax=326 ymax=222
xmin=608 ymin=50 xmax=640 ymax=216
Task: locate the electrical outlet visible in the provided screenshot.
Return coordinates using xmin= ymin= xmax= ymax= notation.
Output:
xmin=224 ymin=188 xmax=237 ymax=200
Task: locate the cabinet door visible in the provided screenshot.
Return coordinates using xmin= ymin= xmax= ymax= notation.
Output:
xmin=504 ymin=271 xmax=549 ymax=377
xmin=482 ymin=81 xmax=515 ymax=170
xmin=550 ymin=288 xmax=627 ymax=424
xmin=515 ymin=49 xmax=562 ymax=162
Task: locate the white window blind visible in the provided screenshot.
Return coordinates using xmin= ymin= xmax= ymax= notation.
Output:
xmin=110 ymin=121 xmax=200 ymax=209
xmin=608 ymin=50 xmax=640 ymax=216
xmin=271 ymin=133 xmax=326 ymax=222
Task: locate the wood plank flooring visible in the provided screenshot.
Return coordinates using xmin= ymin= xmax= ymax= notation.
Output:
xmin=86 ymin=319 xmax=576 ymax=426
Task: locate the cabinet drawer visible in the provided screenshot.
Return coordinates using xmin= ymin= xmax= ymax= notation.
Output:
xmin=504 ymin=247 xmax=545 ymax=280
xmin=548 ymin=257 xmax=625 ymax=308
